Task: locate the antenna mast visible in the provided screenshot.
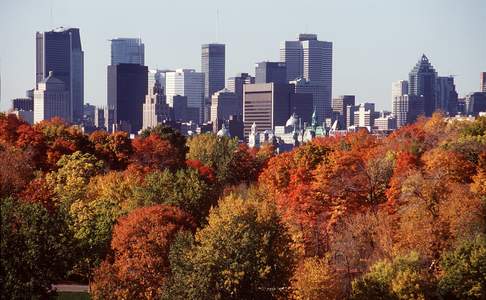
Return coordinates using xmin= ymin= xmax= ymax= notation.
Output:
xmin=216 ymin=9 xmax=220 ymax=42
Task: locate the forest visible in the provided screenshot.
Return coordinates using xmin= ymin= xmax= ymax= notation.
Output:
xmin=1 ymin=113 xmax=485 ymax=299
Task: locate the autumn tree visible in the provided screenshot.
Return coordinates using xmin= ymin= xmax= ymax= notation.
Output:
xmin=0 ymin=145 xmax=34 ymax=198
xmin=0 ymin=198 xmax=75 ymax=299
xmin=90 ymin=205 xmax=195 ymax=300
xmin=167 ymin=193 xmax=296 ymax=299
xmin=131 ymin=133 xmax=182 ymax=171
xmin=140 ymin=124 xmax=188 ymax=162
xmin=89 ymin=130 xmax=132 ymax=170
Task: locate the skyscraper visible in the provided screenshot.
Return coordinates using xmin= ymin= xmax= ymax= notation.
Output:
xmin=255 ymin=62 xmax=287 ymax=84
xmin=227 ymin=73 xmax=255 ymax=116
xmin=210 ymin=88 xmax=239 ymax=127
xmin=332 ymin=95 xmax=355 ymax=129
xmin=392 ymin=80 xmax=409 ymax=102
xmin=36 ymin=27 xmax=84 ymax=123
xmin=107 ymin=64 xmax=148 ymax=133
xmin=165 ymin=69 xmax=204 ymax=123
xmin=147 ymin=69 xmax=173 ymax=94
xmin=201 ymin=44 xmax=225 ymax=99
xmin=481 ymin=72 xmax=486 ymax=93
xmin=393 ymin=95 xmax=424 ymax=128
xmin=143 ymin=80 xmax=170 ymax=130
xmin=436 ymin=76 xmax=458 ymax=115
xmin=280 ymin=34 xmax=333 ymax=121
xmin=110 ymin=38 xmax=145 ymax=65
xmin=34 ymin=71 xmax=70 ymax=123
xmin=409 ymin=55 xmax=437 ymax=117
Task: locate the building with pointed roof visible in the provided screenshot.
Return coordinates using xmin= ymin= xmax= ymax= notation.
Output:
xmin=409 ymin=54 xmax=437 ymax=117
xmin=34 ymin=71 xmax=70 ymax=123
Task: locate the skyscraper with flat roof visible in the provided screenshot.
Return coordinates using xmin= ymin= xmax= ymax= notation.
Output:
xmin=36 ymin=27 xmax=84 ymax=123
xmin=436 ymin=76 xmax=458 ymax=115
xmin=255 ymin=62 xmax=287 ymax=84
xmin=201 ymin=44 xmax=225 ymax=99
xmin=34 ymin=71 xmax=70 ymax=123
xmin=165 ymin=69 xmax=204 ymax=123
xmin=110 ymin=38 xmax=145 ymax=65
xmin=409 ymin=55 xmax=437 ymax=117
xmin=107 ymin=64 xmax=148 ymax=133
xmin=280 ymin=34 xmax=332 ymax=120
xmin=481 ymin=72 xmax=486 ymax=93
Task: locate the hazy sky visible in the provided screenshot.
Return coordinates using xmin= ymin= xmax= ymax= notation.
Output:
xmin=1 ymin=0 xmax=485 ymax=111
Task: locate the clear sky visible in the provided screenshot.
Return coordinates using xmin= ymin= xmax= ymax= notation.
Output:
xmin=1 ymin=0 xmax=485 ymax=112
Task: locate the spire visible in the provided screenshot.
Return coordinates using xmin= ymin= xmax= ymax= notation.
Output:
xmin=421 ymin=54 xmax=428 ymax=62
xmin=311 ymin=107 xmax=317 ymax=127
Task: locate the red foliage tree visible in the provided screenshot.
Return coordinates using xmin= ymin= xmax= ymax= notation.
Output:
xmin=130 ymin=134 xmax=182 ymax=172
xmin=91 ymin=205 xmax=195 ymax=299
xmin=89 ymin=130 xmax=132 ymax=170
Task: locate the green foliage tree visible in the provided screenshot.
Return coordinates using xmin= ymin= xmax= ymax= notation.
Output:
xmin=168 ymin=193 xmax=296 ymax=299
xmin=438 ymin=235 xmax=486 ymax=299
xmin=133 ymin=168 xmax=216 ymax=224
xmin=140 ymin=124 xmax=188 ymax=164
xmin=0 ymin=198 xmax=75 ymax=298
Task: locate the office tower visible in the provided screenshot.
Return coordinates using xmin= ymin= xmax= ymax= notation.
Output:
xmin=332 ymin=95 xmax=355 ymax=128
xmin=34 ymin=71 xmax=70 ymax=123
xmin=227 ymin=73 xmax=255 ymax=116
xmin=393 ymin=95 xmax=424 ymax=128
xmin=36 ymin=27 xmax=84 ymax=123
xmin=201 ymin=44 xmax=225 ymax=99
xmin=210 ymin=88 xmax=239 ymax=128
xmin=291 ymin=78 xmax=329 ymax=122
xmin=12 ymin=98 xmax=33 ymax=111
xmin=165 ymin=69 xmax=204 ymax=123
xmin=409 ymin=55 xmax=437 ymax=117
xmin=375 ymin=115 xmax=396 ymax=131
xmin=143 ymin=80 xmax=170 ymax=130
xmin=94 ymin=107 xmax=115 ymax=131
xmin=83 ymin=103 xmax=96 ymax=126
xmin=147 ymin=69 xmax=172 ymax=94
xmin=242 ymin=83 xmax=312 ymax=138
xmin=228 ymin=115 xmax=244 ymax=141
xmin=465 ymin=92 xmax=486 ymax=116
xmin=255 ymin=62 xmax=287 ymax=84
xmin=280 ymin=33 xmax=333 ymax=120
xmin=107 ymin=64 xmax=148 ymax=133
xmin=110 ymin=38 xmax=144 ymax=65
xmin=436 ymin=76 xmax=458 ymax=115
xmin=481 ymin=72 xmax=486 ymax=93
xmin=355 ymin=103 xmax=376 ymax=129
xmin=172 ymin=95 xmax=192 ymax=122
xmin=392 ymin=80 xmax=408 ymax=101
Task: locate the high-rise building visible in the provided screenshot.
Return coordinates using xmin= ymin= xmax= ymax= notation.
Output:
xmin=34 ymin=71 xmax=70 ymax=123
xmin=210 ymin=88 xmax=239 ymax=127
xmin=242 ymin=83 xmax=312 ymax=139
xmin=280 ymin=33 xmax=332 ymax=120
xmin=147 ymin=69 xmax=173 ymax=94
xmin=12 ymin=98 xmax=33 ymax=111
xmin=110 ymin=38 xmax=144 ymax=65
xmin=255 ymin=62 xmax=287 ymax=84
xmin=481 ymin=72 xmax=486 ymax=93
xmin=436 ymin=76 xmax=458 ymax=115
xmin=393 ymin=95 xmax=424 ymax=128
xmin=465 ymin=92 xmax=486 ymax=116
xmin=227 ymin=73 xmax=255 ymax=116
xmin=36 ymin=27 xmax=84 ymax=122
xmin=143 ymin=79 xmax=170 ymax=130
xmin=409 ymin=55 xmax=437 ymax=117
xmin=355 ymin=103 xmax=376 ymax=129
xmin=332 ymin=95 xmax=355 ymax=129
xmin=165 ymin=69 xmax=204 ymax=123
xmin=392 ymin=80 xmax=408 ymax=102
xmin=107 ymin=63 xmax=148 ymax=133
xmin=201 ymin=44 xmax=225 ymax=99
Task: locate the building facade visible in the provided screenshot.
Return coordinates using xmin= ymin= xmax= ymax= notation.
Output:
xmin=201 ymin=44 xmax=225 ymax=99
xmin=110 ymin=38 xmax=145 ymax=65
xmin=143 ymin=80 xmax=170 ymax=130
xmin=165 ymin=69 xmax=204 ymax=123
xmin=280 ymin=33 xmax=333 ymax=120
xmin=34 ymin=71 xmax=70 ymax=123
xmin=255 ymin=62 xmax=287 ymax=84
xmin=36 ymin=27 xmax=84 ymax=123
xmin=409 ymin=55 xmax=437 ymax=117
xmin=392 ymin=80 xmax=408 ymax=102
xmin=107 ymin=64 xmax=148 ymax=133
xmin=393 ymin=95 xmax=424 ymax=128
xmin=436 ymin=76 xmax=458 ymax=115
xmin=481 ymin=72 xmax=486 ymax=93
xmin=465 ymin=92 xmax=486 ymax=116
xmin=210 ymin=88 xmax=239 ymax=126
xmin=332 ymin=95 xmax=355 ymax=129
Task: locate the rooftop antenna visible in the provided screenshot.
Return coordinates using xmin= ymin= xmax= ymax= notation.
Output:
xmin=216 ymin=9 xmax=220 ymax=42
xmin=50 ymin=0 xmax=54 ymax=29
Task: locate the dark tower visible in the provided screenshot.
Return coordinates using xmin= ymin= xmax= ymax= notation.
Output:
xmin=409 ymin=54 xmax=437 ymax=117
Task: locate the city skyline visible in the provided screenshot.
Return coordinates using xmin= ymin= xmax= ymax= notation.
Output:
xmin=1 ymin=0 xmax=485 ymax=112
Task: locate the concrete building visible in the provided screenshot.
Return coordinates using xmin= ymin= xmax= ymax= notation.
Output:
xmin=332 ymin=95 xmax=355 ymax=129
xmin=165 ymin=69 xmax=204 ymax=123
xmin=34 ymin=71 xmax=70 ymax=123
xmin=36 ymin=27 xmax=84 ymax=123
xmin=110 ymin=38 xmax=144 ymax=65
xmin=255 ymin=62 xmax=287 ymax=84
xmin=280 ymin=33 xmax=333 ymax=120
xmin=210 ymin=88 xmax=239 ymax=128
xmin=355 ymin=103 xmax=376 ymax=130
xmin=242 ymin=83 xmax=312 ymax=139
xmin=409 ymin=55 xmax=437 ymax=117
xmin=94 ymin=106 xmax=115 ymax=132
xmin=436 ymin=76 xmax=458 ymax=115
xmin=227 ymin=73 xmax=255 ymax=115
xmin=481 ymin=72 xmax=486 ymax=93
xmin=393 ymin=95 xmax=424 ymax=128
xmin=107 ymin=63 xmax=148 ymax=133
xmin=143 ymin=80 xmax=170 ymax=130
xmin=147 ymin=69 xmax=172 ymax=94
xmin=375 ymin=114 xmax=396 ymax=131
xmin=392 ymin=80 xmax=408 ymax=102
xmin=465 ymin=92 xmax=486 ymax=116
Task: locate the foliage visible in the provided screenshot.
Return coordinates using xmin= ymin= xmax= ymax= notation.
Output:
xmin=89 ymin=130 xmax=132 ymax=170
xmin=90 ymin=205 xmax=195 ymax=300
xmin=438 ymin=235 xmax=486 ymax=299
xmin=140 ymin=124 xmax=188 ymax=164
xmin=131 ymin=133 xmax=183 ymax=171
xmin=0 ymin=198 xmax=75 ymax=299
xmin=168 ymin=193 xmax=297 ymax=299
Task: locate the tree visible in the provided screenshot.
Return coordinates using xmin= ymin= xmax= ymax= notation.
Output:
xmin=132 ymin=168 xmax=217 ymax=224
xmin=168 ymin=193 xmax=296 ymax=299
xmin=131 ymin=133 xmax=182 ymax=171
xmin=0 ymin=145 xmax=34 ymax=198
xmin=438 ymin=235 xmax=486 ymax=299
xmin=0 ymin=198 xmax=75 ymax=299
xmin=90 ymin=205 xmax=195 ymax=300
xmin=89 ymin=130 xmax=132 ymax=170
xmin=140 ymin=124 xmax=188 ymax=164
xmin=186 ymin=133 xmax=239 ymax=184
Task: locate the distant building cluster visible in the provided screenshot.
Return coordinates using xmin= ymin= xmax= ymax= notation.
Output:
xmin=5 ymin=28 xmax=486 ymax=151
